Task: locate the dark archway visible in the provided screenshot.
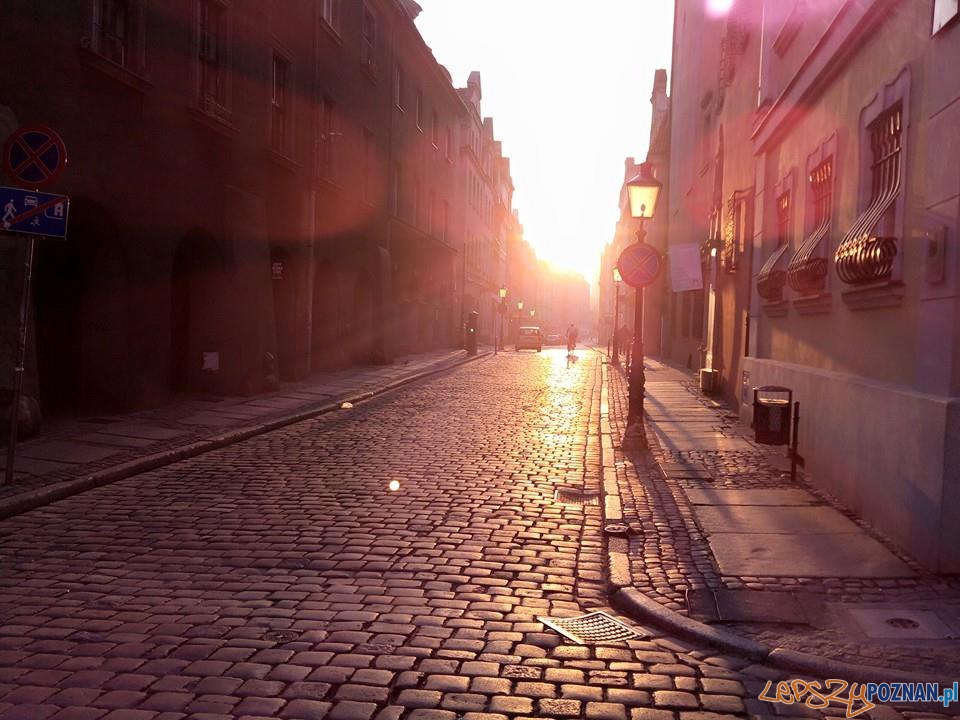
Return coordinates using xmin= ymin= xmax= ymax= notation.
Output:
xmin=311 ymin=260 xmax=341 ymax=371
xmin=351 ymin=272 xmax=375 ymax=365
xmin=33 ymin=198 xmax=130 ymax=415
xmin=171 ymin=230 xmax=225 ymax=393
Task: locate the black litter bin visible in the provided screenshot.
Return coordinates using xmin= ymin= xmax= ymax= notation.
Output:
xmin=753 ymin=386 xmax=792 ymax=445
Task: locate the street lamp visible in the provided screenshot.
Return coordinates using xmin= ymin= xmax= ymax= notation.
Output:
xmin=611 ymin=266 xmax=623 ymax=366
xmin=622 ymin=162 xmax=662 ymax=451
xmin=497 ymin=287 xmax=507 ymax=354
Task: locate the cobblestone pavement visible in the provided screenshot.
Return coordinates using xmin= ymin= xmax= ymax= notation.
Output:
xmin=0 ymin=350 xmax=952 ymax=719
xmin=604 ymin=357 xmax=960 ymax=678
xmin=0 ymin=348 xmax=480 ymax=507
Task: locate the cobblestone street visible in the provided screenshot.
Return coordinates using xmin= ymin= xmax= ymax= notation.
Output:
xmin=0 ymin=351 xmax=954 ymax=720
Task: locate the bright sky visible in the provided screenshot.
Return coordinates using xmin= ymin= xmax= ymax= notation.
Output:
xmin=414 ymin=1 xmax=675 ymax=288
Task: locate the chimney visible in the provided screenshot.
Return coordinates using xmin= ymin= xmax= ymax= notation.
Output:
xmin=399 ymin=0 xmax=423 ymax=20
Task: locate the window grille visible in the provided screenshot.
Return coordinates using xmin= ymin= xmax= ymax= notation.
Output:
xmin=788 ymin=158 xmax=833 ymax=294
xmin=757 ymin=191 xmax=791 ymax=301
xmin=199 ymin=0 xmax=226 ymax=111
xmin=722 ymin=188 xmax=752 ymax=273
xmin=271 ymin=55 xmax=289 ymax=154
xmin=361 ymin=7 xmax=376 ymax=70
xmin=318 ymin=98 xmax=335 ymax=179
xmin=835 ymin=104 xmax=901 ymax=285
xmin=321 ymin=0 xmax=341 ymax=33
xmin=95 ymin=0 xmax=128 ymax=66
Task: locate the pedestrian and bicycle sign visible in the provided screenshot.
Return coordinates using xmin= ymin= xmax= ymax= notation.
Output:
xmin=1 ymin=186 xmax=69 ymax=239
xmin=3 ymin=125 xmax=68 ymax=189
xmin=617 ymin=242 xmax=663 ymax=288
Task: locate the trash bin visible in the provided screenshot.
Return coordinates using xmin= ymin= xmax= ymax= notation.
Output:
xmin=753 ymin=386 xmax=792 ymax=445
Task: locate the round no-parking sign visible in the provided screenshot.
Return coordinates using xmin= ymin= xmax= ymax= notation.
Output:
xmin=3 ymin=125 xmax=68 ymax=189
xmin=617 ymin=242 xmax=663 ymax=288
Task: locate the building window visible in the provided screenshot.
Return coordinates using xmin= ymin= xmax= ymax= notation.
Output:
xmin=394 ymin=63 xmax=404 ymax=109
xmin=442 ymin=201 xmax=449 ymax=242
xmin=722 ymin=189 xmax=752 ymax=273
xmin=416 ymin=90 xmax=424 ymax=130
xmin=318 ymin=97 xmax=336 ymax=180
xmin=788 ymin=157 xmax=833 ymax=294
xmin=362 ymin=129 xmax=373 ymax=203
xmin=432 ymin=111 xmax=439 ymax=147
xmin=446 ymin=126 xmax=453 ymax=160
xmin=198 ymin=0 xmax=228 ymax=114
xmin=757 ymin=190 xmax=791 ymax=302
xmin=392 ymin=163 xmax=401 ymax=216
xmin=835 ymin=103 xmax=902 ymax=285
xmin=320 ymin=0 xmax=341 ymax=34
xmin=93 ymin=0 xmax=129 ymax=66
xmin=361 ymin=6 xmax=377 ymax=74
xmin=429 ymin=191 xmax=436 ymax=236
xmin=270 ymin=54 xmax=291 ymax=156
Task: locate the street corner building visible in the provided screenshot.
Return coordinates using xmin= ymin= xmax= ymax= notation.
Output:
xmin=0 ymin=1 xmax=525 ymax=431
xmin=647 ymin=0 xmax=960 ymax=572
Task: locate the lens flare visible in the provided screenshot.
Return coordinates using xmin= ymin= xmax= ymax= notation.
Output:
xmin=706 ymin=0 xmax=734 ymax=17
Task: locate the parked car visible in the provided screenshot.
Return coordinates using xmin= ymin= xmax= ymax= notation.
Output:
xmin=545 ymin=333 xmax=562 ymax=345
xmin=516 ymin=326 xmax=543 ymax=352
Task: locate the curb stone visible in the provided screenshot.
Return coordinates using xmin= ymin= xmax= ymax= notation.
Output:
xmin=596 ymin=355 xmax=957 ymax=694
xmin=0 ymin=351 xmax=491 ymax=521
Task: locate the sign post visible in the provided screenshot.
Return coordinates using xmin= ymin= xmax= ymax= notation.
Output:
xmin=2 ymin=126 xmax=68 ymax=486
xmin=616 ymin=236 xmax=663 ymax=451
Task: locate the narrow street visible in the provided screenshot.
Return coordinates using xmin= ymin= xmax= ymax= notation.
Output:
xmin=0 ymin=351 xmax=792 ymax=720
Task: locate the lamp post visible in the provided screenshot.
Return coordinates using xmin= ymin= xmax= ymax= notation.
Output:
xmin=611 ymin=266 xmax=623 ymax=366
xmin=621 ymin=162 xmax=662 ymax=451
xmin=497 ymin=287 xmax=507 ymax=354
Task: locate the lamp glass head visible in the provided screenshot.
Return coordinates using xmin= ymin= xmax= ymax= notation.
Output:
xmin=626 ymin=162 xmax=662 ymax=220
xmin=613 ymin=266 xmax=623 ymax=283
xmin=499 ymin=287 xmax=507 ymax=298
xmin=517 ymin=301 xmax=524 ymax=310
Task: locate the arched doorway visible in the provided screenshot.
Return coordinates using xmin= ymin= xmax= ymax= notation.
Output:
xmin=33 ymin=198 xmax=130 ymax=414
xmin=171 ymin=230 xmax=225 ymax=393
xmin=351 ymin=273 xmax=375 ymax=365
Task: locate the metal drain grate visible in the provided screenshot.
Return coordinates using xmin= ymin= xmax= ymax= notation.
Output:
xmin=554 ymin=488 xmax=600 ymax=506
xmin=538 ymin=611 xmax=643 ymax=644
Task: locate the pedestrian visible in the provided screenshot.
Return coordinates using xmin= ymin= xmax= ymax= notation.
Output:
xmin=566 ymin=324 xmax=578 ymax=353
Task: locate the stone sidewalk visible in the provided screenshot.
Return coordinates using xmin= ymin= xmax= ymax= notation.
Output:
xmin=600 ymin=354 xmax=960 ymax=678
xmin=0 ymin=347 xmax=489 ymax=518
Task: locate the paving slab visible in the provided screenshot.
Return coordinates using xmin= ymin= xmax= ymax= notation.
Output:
xmin=685 ymin=488 xmax=820 ymax=506
xmin=708 ymin=532 xmax=914 ymax=577
xmin=841 ymin=607 xmax=956 ymax=640
xmin=0 ymin=455 xmax=72 ymax=475
xmin=74 ymin=432 xmax=157 ymax=449
xmin=694 ymin=505 xmax=861 ymax=535
xmin=651 ymin=432 xmax=754 ymax=452
xmin=99 ymin=425 xmax=189 ymax=441
xmin=178 ymin=413 xmax=242 ymax=427
xmin=17 ymin=441 xmax=121 ymax=464
xmin=688 ymin=589 xmax=813 ymax=624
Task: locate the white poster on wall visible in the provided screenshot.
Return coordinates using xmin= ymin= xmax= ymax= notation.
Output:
xmin=669 ymin=243 xmax=704 ymax=292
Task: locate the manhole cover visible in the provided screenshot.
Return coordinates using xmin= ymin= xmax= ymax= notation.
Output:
xmin=262 ymin=629 xmax=299 ymax=643
xmin=603 ymin=523 xmax=629 ymax=536
xmin=555 ymin=488 xmax=600 ymax=506
xmin=538 ymin=611 xmax=643 ymax=644
xmin=886 ymin=617 xmax=920 ymax=629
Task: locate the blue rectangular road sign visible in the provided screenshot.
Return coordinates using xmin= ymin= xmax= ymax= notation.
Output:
xmin=0 ymin=185 xmax=69 ymax=239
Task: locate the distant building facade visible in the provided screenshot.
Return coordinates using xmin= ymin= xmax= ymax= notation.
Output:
xmin=0 ymin=0 xmax=517 ymax=431
xmin=660 ymin=0 xmax=960 ymax=571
